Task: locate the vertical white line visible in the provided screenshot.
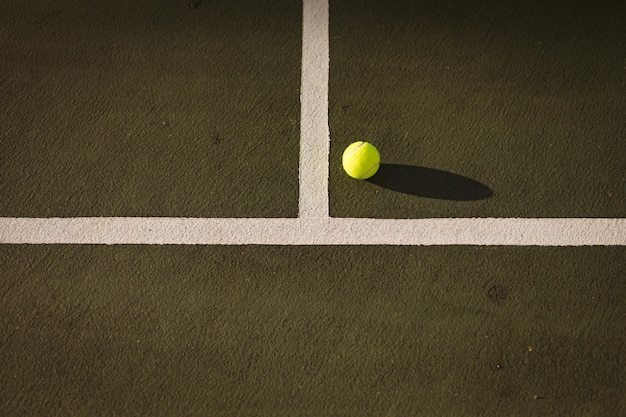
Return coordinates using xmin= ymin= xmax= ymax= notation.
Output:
xmin=299 ymin=0 xmax=330 ymax=218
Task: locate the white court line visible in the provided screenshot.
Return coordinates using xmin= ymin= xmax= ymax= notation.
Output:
xmin=299 ymin=0 xmax=330 ymax=218
xmin=1 ymin=218 xmax=625 ymax=245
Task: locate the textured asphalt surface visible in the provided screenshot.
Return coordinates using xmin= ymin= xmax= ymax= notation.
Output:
xmin=330 ymin=0 xmax=625 ymax=218
xmin=1 ymin=0 xmax=301 ymax=218
xmin=1 ymin=0 xmax=625 ymax=416
xmin=1 ymin=246 xmax=625 ymax=416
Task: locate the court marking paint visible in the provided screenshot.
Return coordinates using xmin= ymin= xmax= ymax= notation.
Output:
xmin=299 ymin=0 xmax=329 ymax=218
xmin=1 ymin=217 xmax=626 ymax=246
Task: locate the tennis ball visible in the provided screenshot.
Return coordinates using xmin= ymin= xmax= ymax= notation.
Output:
xmin=342 ymin=141 xmax=380 ymax=180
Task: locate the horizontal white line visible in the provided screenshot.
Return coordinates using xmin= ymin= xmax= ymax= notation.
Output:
xmin=1 ymin=217 xmax=625 ymax=246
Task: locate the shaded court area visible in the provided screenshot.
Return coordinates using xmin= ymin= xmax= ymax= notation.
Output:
xmin=0 ymin=0 xmax=301 ymax=217
xmin=1 ymin=245 xmax=624 ymax=416
xmin=330 ymin=0 xmax=626 ymax=218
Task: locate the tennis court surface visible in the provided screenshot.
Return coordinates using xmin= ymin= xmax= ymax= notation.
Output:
xmin=1 ymin=0 xmax=624 ymax=416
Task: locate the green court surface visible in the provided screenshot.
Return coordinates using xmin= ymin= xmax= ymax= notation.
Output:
xmin=330 ymin=0 xmax=625 ymax=218
xmin=1 ymin=0 xmax=625 ymax=416
xmin=1 ymin=246 xmax=624 ymax=416
xmin=0 ymin=0 xmax=301 ymax=218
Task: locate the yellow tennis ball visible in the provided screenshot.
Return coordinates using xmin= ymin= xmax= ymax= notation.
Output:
xmin=342 ymin=141 xmax=380 ymax=179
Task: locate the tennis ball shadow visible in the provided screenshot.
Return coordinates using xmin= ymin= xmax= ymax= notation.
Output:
xmin=367 ymin=164 xmax=493 ymax=201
